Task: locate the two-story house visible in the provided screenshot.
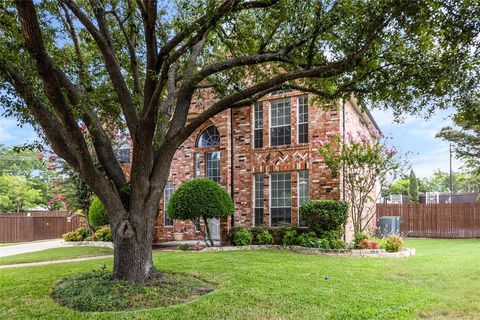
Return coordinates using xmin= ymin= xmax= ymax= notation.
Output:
xmin=121 ymin=89 xmax=380 ymax=244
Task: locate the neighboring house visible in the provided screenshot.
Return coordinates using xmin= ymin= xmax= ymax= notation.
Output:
xmin=120 ymin=89 xmax=380 ymax=243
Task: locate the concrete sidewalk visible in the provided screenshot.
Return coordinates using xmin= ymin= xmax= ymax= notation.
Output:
xmin=0 ymin=255 xmax=113 ymax=269
xmin=0 ymin=239 xmax=64 ymax=257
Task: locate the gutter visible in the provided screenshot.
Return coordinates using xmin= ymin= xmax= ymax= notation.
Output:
xmin=230 ymin=107 xmax=235 ymax=228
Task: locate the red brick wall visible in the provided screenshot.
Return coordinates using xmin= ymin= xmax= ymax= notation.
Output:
xmin=152 ymin=90 xmax=347 ymax=243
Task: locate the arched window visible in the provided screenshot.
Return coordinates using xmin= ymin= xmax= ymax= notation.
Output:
xmin=197 ymin=125 xmax=220 ymax=147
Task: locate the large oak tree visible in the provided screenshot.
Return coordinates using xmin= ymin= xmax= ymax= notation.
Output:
xmin=0 ymin=0 xmax=478 ymax=281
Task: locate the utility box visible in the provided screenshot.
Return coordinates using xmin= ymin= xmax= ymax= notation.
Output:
xmin=378 ymin=216 xmax=400 ymax=237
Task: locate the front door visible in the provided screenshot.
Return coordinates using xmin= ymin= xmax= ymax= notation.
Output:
xmin=208 ymin=218 xmax=220 ymax=241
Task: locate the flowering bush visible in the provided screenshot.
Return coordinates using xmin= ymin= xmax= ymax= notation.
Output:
xmin=317 ymin=132 xmax=407 ymax=234
xmin=358 ymin=239 xmax=380 ymax=250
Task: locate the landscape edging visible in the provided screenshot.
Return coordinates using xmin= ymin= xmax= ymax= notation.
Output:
xmin=202 ymin=245 xmax=416 ymax=257
xmin=61 ymin=240 xmax=114 ymax=249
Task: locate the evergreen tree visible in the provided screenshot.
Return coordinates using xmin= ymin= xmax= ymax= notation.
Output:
xmin=409 ymin=169 xmax=419 ymax=203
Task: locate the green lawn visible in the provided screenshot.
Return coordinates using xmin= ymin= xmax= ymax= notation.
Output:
xmin=1 ymin=239 xmax=480 ymax=319
xmin=0 ymin=247 xmax=113 ymax=266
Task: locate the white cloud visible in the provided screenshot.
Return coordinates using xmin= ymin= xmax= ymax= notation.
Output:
xmin=0 ymin=117 xmax=38 ymax=146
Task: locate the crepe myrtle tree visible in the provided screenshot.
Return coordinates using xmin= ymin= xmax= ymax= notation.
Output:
xmin=317 ymin=131 xmax=408 ymax=234
xmin=0 ymin=0 xmax=479 ymax=281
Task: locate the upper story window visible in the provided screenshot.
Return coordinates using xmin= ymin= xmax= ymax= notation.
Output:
xmin=197 ymin=125 xmax=220 ymax=147
xmin=206 ymin=151 xmax=221 ymax=183
xmin=270 ymin=98 xmax=291 ymax=147
xmin=298 ymin=95 xmax=308 ymax=144
xmin=115 ymin=142 xmax=131 ymax=164
xmin=253 ymin=102 xmax=263 ymax=148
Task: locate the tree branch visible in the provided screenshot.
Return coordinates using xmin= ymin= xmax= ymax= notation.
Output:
xmin=60 ymin=0 xmax=139 ymax=134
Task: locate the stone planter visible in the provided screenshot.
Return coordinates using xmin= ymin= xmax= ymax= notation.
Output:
xmin=173 ymin=233 xmax=184 ymax=241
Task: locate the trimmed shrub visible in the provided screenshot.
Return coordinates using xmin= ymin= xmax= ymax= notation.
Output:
xmin=299 ymin=200 xmax=348 ymax=236
xmin=63 ymin=231 xmax=81 ymax=242
xmin=384 ymin=235 xmax=404 ymax=252
xmin=62 ymin=227 xmax=92 ymax=242
xmin=94 ymin=226 xmax=112 ymax=242
xmin=168 ymin=178 xmax=234 ymax=246
xmin=256 ymin=229 xmax=274 ymax=245
xmin=330 ymin=239 xmax=347 ymax=249
xmin=358 ymin=239 xmax=380 ymax=249
xmin=318 ymin=238 xmax=330 ymax=249
xmin=354 ymin=232 xmax=369 ymax=249
xmin=297 ymin=232 xmax=318 ymax=248
xmin=282 ymin=230 xmax=298 ymax=246
xmin=88 ymin=197 xmax=109 ymax=227
xmin=230 ymin=227 xmax=253 ymax=246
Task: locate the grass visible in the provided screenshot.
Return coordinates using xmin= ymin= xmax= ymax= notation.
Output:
xmin=0 ymin=247 xmax=113 ymax=266
xmin=0 ymin=239 xmax=479 ymax=319
xmin=52 ymin=270 xmax=213 ymax=311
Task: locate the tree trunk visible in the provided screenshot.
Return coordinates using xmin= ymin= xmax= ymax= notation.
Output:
xmin=111 ymin=212 xmax=157 ymax=282
xmin=203 ymin=215 xmax=214 ymax=247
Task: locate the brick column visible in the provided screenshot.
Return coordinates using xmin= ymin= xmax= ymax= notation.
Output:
xmin=220 ymin=215 xmax=231 ymax=246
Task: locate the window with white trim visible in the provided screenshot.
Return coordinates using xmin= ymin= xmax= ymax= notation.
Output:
xmin=253 ymin=102 xmax=263 ymax=148
xmin=164 ymin=182 xmax=174 ymax=226
xmin=298 ymin=170 xmax=309 ymax=226
xmin=206 ymin=151 xmax=220 ymax=183
xmin=298 ymin=95 xmax=308 ymax=144
xmin=270 ymin=172 xmax=291 ymax=225
xmin=194 ymin=153 xmax=201 ymax=177
xmin=254 ymin=173 xmax=264 ymax=226
xmin=270 ymin=98 xmax=291 ymax=147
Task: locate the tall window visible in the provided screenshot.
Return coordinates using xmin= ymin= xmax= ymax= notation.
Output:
xmin=270 ymin=98 xmax=291 ymax=146
xmin=164 ymin=182 xmax=174 ymax=226
xmin=206 ymin=151 xmax=220 ymax=183
xmin=298 ymin=171 xmax=309 ymax=226
xmin=270 ymin=172 xmax=291 ymax=225
xmin=253 ymin=102 xmax=263 ymax=148
xmin=197 ymin=125 xmax=220 ymax=147
xmin=298 ymin=95 xmax=308 ymax=144
xmin=254 ymin=174 xmax=264 ymax=226
xmin=194 ymin=153 xmax=201 ymax=177
xmin=116 ymin=142 xmax=131 ymax=164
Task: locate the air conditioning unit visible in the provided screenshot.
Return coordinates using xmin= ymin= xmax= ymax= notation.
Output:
xmin=378 ymin=216 xmax=400 ymax=237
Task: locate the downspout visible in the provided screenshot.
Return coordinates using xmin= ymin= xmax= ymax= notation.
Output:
xmin=230 ymin=107 xmax=235 ymax=228
xmin=342 ymin=99 xmax=347 ymax=241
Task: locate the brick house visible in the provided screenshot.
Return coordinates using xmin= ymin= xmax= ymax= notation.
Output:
xmin=121 ymin=89 xmax=380 ymax=244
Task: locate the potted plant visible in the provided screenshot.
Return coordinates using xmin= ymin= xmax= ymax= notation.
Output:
xmin=173 ymin=230 xmax=183 ymax=241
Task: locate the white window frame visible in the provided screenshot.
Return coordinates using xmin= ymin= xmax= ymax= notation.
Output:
xmin=297 ymin=95 xmax=308 ymax=144
xmin=297 ymin=170 xmax=309 ymax=226
xmin=253 ymin=102 xmax=263 ymax=149
xmin=269 ymin=171 xmax=292 ymax=226
xmin=269 ymin=98 xmax=292 ymax=147
xmin=253 ymin=173 xmax=264 ymax=226
xmin=164 ymin=182 xmax=174 ymax=226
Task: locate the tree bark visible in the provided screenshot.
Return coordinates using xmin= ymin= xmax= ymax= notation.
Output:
xmin=111 ymin=212 xmax=157 ymax=282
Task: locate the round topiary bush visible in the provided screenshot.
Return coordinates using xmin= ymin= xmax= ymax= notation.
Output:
xmin=300 ymin=200 xmax=348 ymax=236
xmin=168 ymin=178 xmax=234 ymax=246
xmin=88 ymin=197 xmax=109 ymax=227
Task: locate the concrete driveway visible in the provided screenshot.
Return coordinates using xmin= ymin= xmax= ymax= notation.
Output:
xmin=0 ymin=239 xmax=64 ymax=258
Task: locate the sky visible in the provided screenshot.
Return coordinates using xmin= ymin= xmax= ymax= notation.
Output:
xmin=0 ymin=107 xmax=462 ymax=179
xmin=370 ymin=107 xmax=463 ymax=178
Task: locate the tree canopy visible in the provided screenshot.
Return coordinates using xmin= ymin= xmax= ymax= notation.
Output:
xmin=1 ymin=0 xmax=479 ymax=281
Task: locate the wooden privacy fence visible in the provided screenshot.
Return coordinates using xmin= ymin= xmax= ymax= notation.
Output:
xmin=0 ymin=213 xmax=84 ymax=243
xmin=376 ymin=203 xmax=480 ymax=238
